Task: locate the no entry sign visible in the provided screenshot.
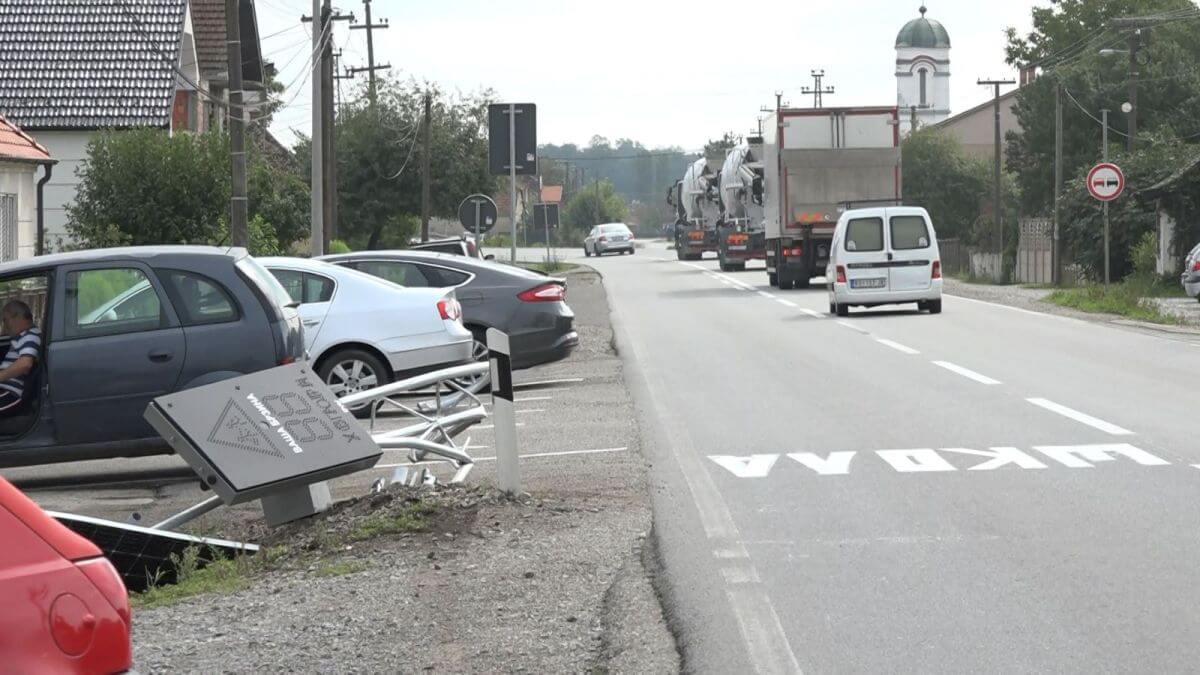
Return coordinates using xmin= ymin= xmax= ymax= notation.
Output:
xmin=1087 ymin=163 xmax=1125 ymax=202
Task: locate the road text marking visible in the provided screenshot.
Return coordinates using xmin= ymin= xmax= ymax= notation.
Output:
xmin=932 ymin=360 xmax=1002 ymax=385
xmin=1026 ymin=398 xmax=1134 ymax=435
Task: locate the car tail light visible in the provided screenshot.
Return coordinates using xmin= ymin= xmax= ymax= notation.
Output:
xmin=437 ymin=298 xmax=462 ymax=321
xmin=1193 ymin=260 xmax=1200 ymax=272
xmin=932 ymin=260 xmax=942 ymax=280
xmin=518 ymin=283 xmax=566 ymax=303
xmin=836 ymin=265 xmax=847 ymax=284
xmin=279 ymin=356 xmax=297 ymax=366
xmin=598 ymin=236 xmax=608 ymax=243
xmin=76 ymin=557 xmax=131 ymax=628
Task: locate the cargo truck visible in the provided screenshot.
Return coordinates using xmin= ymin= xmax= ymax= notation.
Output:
xmin=762 ymin=107 xmax=902 ymax=289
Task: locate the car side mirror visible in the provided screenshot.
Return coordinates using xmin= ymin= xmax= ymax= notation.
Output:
xmin=485 ymin=254 xmax=495 ymax=261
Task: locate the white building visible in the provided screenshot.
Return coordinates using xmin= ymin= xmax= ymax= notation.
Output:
xmin=0 ymin=116 xmax=55 ymax=260
xmin=896 ymin=6 xmax=952 ymax=136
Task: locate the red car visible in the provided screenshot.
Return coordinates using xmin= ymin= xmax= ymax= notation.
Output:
xmin=0 ymin=476 xmax=132 ymax=673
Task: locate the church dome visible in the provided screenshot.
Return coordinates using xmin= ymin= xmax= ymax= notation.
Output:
xmin=896 ymin=6 xmax=950 ymax=49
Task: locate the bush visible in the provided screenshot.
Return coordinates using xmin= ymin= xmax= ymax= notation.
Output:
xmin=328 ymin=239 xmax=352 ymax=254
xmin=1130 ymin=230 xmax=1158 ymax=280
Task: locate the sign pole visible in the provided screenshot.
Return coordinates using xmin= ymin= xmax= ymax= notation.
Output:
xmin=1102 ymin=109 xmax=1110 ymax=286
xmin=474 ymin=200 xmax=482 ymax=256
xmin=544 ymin=207 xmax=551 ymax=265
xmin=509 ymin=104 xmax=518 ymax=264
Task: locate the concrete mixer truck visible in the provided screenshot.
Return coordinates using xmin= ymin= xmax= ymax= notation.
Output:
xmin=667 ymin=156 xmax=722 ymax=261
xmin=714 ymin=138 xmax=766 ymax=272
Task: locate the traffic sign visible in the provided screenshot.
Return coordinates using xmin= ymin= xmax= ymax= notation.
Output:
xmin=457 ymin=194 xmax=498 ymax=235
xmin=1087 ymin=163 xmax=1125 ymax=202
xmin=488 ymin=103 xmax=537 ymax=176
xmin=533 ymin=203 xmax=559 ymax=229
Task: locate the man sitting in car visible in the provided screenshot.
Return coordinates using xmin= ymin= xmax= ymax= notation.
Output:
xmin=0 ymin=300 xmax=41 ymax=416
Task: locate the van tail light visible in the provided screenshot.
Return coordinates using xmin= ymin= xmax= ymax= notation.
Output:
xmin=932 ymin=260 xmax=942 ymax=280
xmin=836 ymin=265 xmax=847 ymax=284
xmin=518 ymin=283 xmax=566 ymax=303
xmin=76 ymin=557 xmax=131 ymax=628
xmin=437 ymin=298 xmax=462 ymax=321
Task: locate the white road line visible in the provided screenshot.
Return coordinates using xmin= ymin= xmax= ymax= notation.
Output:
xmin=800 ymin=308 xmax=824 ymax=319
xmin=836 ymin=319 xmax=868 ymax=333
xmin=477 ymin=422 xmax=527 ymax=430
xmin=1026 ymin=398 xmax=1134 ymax=435
xmin=932 ymin=361 xmax=1002 ymax=385
xmin=515 ymin=408 xmax=546 ymax=415
xmin=376 ymin=446 xmax=630 ymax=469
xmin=876 ymin=338 xmax=920 ymax=355
xmin=757 ymin=291 xmax=776 ymax=300
xmin=515 ymin=396 xmax=553 ymax=403
xmin=776 ymin=299 xmax=798 ymax=308
xmin=514 ymin=378 xmax=582 ymax=389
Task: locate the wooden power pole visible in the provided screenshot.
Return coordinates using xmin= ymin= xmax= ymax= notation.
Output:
xmin=226 ymin=0 xmax=248 ymax=247
xmin=420 ymin=91 xmax=432 ymax=242
xmin=350 ymin=0 xmax=390 ymax=107
xmin=978 ymin=77 xmax=1016 ymax=280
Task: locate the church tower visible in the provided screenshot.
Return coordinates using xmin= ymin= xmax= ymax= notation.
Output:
xmin=896 ymin=5 xmax=951 ymax=135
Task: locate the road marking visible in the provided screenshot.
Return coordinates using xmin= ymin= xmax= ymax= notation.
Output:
xmin=709 ymin=455 xmax=780 ymax=478
xmin=376 ymin=446 xmax=629 ymax=468
xmin=800 ymin=308 xmax=824 ymax=318
xmin=514 ymin=396 xmax=553 ymax=403
xmin=757 ymin=290 xmax=776 ymax=300
xmin=1026 ymin=398 xmax=1134 ymax=435
xmin=776 ymin=299 xmax=798 ymax=308
xmin=876 ymin=338 xmax=920 ymax=355
xmin=477 ymin=422 xmax=526 ymax=430
xmin=932 ymin=360 xmax=1002 ymax=385
xmin=514 ymin=378 xmax=582 ymax=390
xmin=1033 ymin=443 xmax=1163 ymax=466
xmin=515 ymin=408 xmax=546 ymax=415
xmin=836 ymin=319 xmax=868 ymax=334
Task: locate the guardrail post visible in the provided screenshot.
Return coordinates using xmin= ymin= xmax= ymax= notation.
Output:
xmin=487 ymin=328 xmax=520 ymax=493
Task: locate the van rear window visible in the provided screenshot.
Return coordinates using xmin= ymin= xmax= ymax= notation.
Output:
xmin=845 ymin=218 xmax=884 ymax=252
xmin=890 ymin=216 xmax=931 ymax=250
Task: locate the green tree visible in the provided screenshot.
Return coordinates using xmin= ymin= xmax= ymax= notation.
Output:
xmin=298 ymin=77 xmax=496 ymax=250
xmin=67 ymin=129 xmax=230 ymax=248
xmin=901 ymin=130 xmax=992 ymax=240
xmin=704 ymin=132 xmax=740 ymax=157
xmin=563 ymin=179 xmax=628 ymax=232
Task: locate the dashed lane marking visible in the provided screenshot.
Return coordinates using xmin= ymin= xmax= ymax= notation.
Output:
xmin=876 ymin=338 xmax=920 ymax=355
xmin=932 ymin=360 xmax=1002 ymax=385
xmin=836 ymin=319 xmax=869 ymax=334
xmin=1026 ymin=398 xmax=1134 ymax=436
xmin=776 ymin=299 xmax=799 ymax=308
xmin=800 ymin=308 xmax=825 ymax=319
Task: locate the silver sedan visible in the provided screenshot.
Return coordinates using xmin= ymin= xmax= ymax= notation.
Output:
xmin=1183 ymin=242 xmax=1200 ymax=301
xmin=584 ymin=223 xmax=636 ymax=257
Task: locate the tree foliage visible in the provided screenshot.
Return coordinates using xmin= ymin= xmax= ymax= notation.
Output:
xmin=297 ymin=77 xmax=496 ymax=250
xmin=563 ymin=179 xmax=628 ymax=231
xmin=66 ymin=129 xmax=309 ymax=253
xmin=901 ymin=130 xmax=990 ymax=241
xmin=539 ymin=137 xmax=691 ymax=211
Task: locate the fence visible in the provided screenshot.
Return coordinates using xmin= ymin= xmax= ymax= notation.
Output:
xmin=1015 ymin=218 xmax=1053 ymax=285
xmin=0 ymin=194 xmax=16 ymax=262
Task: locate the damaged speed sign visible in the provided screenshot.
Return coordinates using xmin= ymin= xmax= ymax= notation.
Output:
xmin=1087 ymin=163 xmax=1125 ymax=202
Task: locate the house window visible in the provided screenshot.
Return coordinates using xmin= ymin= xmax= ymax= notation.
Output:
xmin=919 ymin=69 xmax=928 ymax=106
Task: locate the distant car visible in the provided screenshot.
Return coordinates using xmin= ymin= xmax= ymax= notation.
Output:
xmin=319 ymin=250 xmax=578 ymax=370
xmin=0 ymin=246 xmax=303 ymax=469
xmin=260 ymin=258 xmax=473 ymax=400
xmin=409 ymin=236 xmax=486 ymax=259
xmin=584 ymin=223 xmax=636 ymax=257
xmin=826 ymin=206 xmax=943 ymax=316
xmin=0 ymin=475 xmax=133 ymax=673
xmin=1181 ymin=242 xmax=1200 ymax=301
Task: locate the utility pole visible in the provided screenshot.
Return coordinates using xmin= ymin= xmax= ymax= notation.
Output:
xmin=420 ymin=91 xmax=432 ymax=242
xmin=1127 ymin=29 xmax=1140 ymax=152
xmin=801 ymin=69 xmax=835 ymax=108
xmin=309 ymin=0 xmax=322 ymax=256
xmin=1102 ymin=108 xmax=1111 ymax=286
xmin=979 ymin=78 xmax=1016 ymax=281
xmin=332 ymin=49 xmax=354 ymax=113
xmin=1053 ymin=81 xmax=1064 ymax=286
xmin=226 ymin=0 xmax=248 ymax=248
xmin=350 ymin=0 xmax=390 ymax=108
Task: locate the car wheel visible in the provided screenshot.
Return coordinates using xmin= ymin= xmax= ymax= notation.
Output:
xmin=319 ymin=349 xmax=391 ymax=415
xmin=584 ymin=246 xmax=591 ymax=257
xmin=917 ymin=301 xmax=929 ymax=312
xmin=630 ymin=248 xmax=636 ymax=255
xmin=768 ymin=272 xmax=779 ymax=287
xmin=928 ymin=299 xmax=943 ymax=314
xmin=453 ymin=329 xmax=491 ymax=390
xmin=835 ymin=302 xmax=850 ymax=317
xmin=829 ymin=302 xmax=836 ymax=314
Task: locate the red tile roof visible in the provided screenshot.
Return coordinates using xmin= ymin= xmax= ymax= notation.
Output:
xmin=541 ymin=185 xmax=563 ymax=203
xmin=0 ymin=115 xmax=52 ymax=163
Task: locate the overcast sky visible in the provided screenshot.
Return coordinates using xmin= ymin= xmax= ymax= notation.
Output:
xmin=256 ymin=0 xmax=1040 ymax=150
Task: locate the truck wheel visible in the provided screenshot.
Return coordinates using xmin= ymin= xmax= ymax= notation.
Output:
xmin=778 ymin=273 xmax=794 ymax=290
xmin=733 ymin=263 xmax=746 ymax=272
xmin=794 ymin=276 xmax=811 ymax=290
xmin=835 ymin=302 xmax=850 ymax=317
xmin=768 ymin=272 xmax=778 ymax=287
xmin=928 ymin=299 xmax=943 ymax=314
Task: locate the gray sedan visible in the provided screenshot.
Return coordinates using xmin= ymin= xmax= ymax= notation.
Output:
xmin=584 ymin=223 xmax=636 ymax=257
xmin=319 ymin=251 xmax=578 ymax=370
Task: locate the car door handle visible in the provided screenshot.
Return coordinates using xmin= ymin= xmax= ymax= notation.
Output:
xmin=303 ymin=319 xmax=321 ymax=327
xmin=148 ymin=349 xmax=173 ymax=363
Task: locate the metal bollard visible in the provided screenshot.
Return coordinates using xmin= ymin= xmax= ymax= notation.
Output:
xmin=487 ymin=328 xmax=520 ymax=493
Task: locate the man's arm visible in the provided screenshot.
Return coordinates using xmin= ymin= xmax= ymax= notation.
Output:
xmin=0 ymin=355 xmax=35 ymax=382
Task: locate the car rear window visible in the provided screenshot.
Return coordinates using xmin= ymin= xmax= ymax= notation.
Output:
xmin=236 ymin=257 xmax=294 ymax=314
xmin=844 ymin=217 xmax=884 ymax=252
xmin=161 ymin=270 xmax=238 ymax=326
xmin=890 ymin=215 xmax=931 ymax=250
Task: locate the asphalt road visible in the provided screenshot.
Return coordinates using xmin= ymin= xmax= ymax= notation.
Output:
xmin=581 ymin=243 xmax=1200 ymax=673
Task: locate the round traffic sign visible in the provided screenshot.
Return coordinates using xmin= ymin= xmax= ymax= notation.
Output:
xmin=457 ymin=194 xmax=498 ymax=234
xmin=1087 ymin=163 xmax=1125 ymax=202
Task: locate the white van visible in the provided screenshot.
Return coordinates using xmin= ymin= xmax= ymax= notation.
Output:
xmin=826 ymin=206 xmax=942 ymax=317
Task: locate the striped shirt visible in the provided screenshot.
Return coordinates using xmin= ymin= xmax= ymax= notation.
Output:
xmin=0 ymin=326 xmax=41 ymax=396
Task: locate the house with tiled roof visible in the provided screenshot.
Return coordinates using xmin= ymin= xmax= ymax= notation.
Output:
xmin=0 ymin=0 xmax=266 ymax=250
xmin=0 ymin=116 xmax=56 ymax=260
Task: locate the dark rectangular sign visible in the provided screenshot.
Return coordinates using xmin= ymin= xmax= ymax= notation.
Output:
xmin=488 ymin=103 xmax=537 ymax=176
xmin=533 ymin=203 xmax=560 ymax=229
xmin=143 ymin=363 xmax=381 ymax=505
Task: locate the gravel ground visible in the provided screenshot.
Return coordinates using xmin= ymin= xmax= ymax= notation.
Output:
xmin=130 ymin=267 xmax=680 ymax=674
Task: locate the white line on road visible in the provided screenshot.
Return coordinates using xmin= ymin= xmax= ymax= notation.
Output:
xmin=376 ymin=446 xmax=630 ymax=469
xmin=876 ymin=338 xmax=920 ymax=355
xmin=836 ymin=319 xmax=869 ymax=334
xmin=514 ymin=378 xmax=583 ymax=389
xmin=757 ymin=291 xmax=777 ymax=300
xmin=800 ymin=308 xmax=824 ymax=319
xmin=932 ymin=361 xmax=1002 ymax=385
xmin=477 ymin=422 xmax=527 ymax=430
xmin=776 ymin=298 xmax=798 ymax=308
xmin=515 ymin=396 xmax=553 ymax=403
xmin=1026 ymin=398 xmax=1134 ymax=435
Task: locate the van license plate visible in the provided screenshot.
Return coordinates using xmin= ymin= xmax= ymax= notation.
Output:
xmin=851 ymin=278 xmax=886 ymax=289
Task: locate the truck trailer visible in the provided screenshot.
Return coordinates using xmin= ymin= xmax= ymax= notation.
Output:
xmin=762 ymin=107 xmax=902 ymax=289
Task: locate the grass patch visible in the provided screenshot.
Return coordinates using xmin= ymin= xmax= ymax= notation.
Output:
xmin=132 ymin=546 xmax=285 ymax=609
xmin=1044 ymin=282 xmax=1183 ymax=325
xmin=348 ymin=503 xmax=435 ymax=542
xmin=516 ymin=260 xmax=579 ymax=274
xmin=315 ymin=560 xmax=370 ymax=578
